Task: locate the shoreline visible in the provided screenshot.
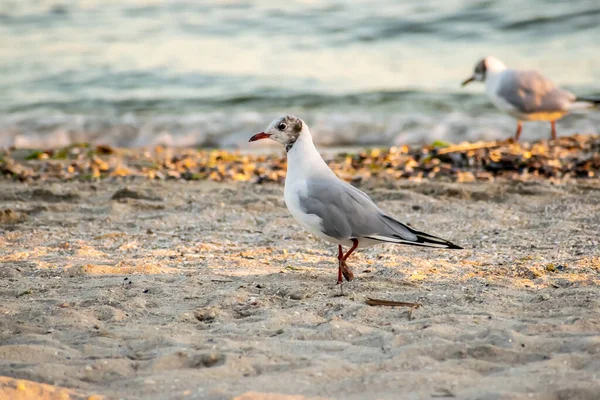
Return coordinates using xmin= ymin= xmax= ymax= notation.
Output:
xmin=1 ymin=134 xmax=599 ymax=185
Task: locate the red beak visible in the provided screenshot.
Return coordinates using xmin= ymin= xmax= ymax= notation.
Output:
xmin=461 ymin=76 xmax=475 ymax=87
xmin=249 ymin=132 xmax=271 ymax=142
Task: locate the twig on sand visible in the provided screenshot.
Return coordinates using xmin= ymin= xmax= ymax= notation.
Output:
xmin=436 ymin=140 xmax=505 ymax=155
xmin=431 ymin=388 xmax=456 ymax=398
xmin=365 ymin=298 xmax=422 ymax=308
xmin=366 ymin=297 xmax=422 ymax=320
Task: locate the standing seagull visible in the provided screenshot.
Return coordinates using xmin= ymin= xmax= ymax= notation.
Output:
xmin=462 ymin=56 xmax=600 ymax=140
xmin=249 ymin=115 xmax=462 ymax=287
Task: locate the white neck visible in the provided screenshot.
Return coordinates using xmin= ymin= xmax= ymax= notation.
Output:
xmin=285 ymin=128 xmax=336 ymax=184
xmin=486 ymin=56 xmax=507 ymax=74
xmin=484 ymin=57 xmax=508 ymax=94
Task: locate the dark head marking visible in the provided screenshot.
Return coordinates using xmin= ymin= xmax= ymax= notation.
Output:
xmin=281 ymin=115 xmax=302 ymax=134
xmin=277 ymin=115 xmax=303 ymax=152
xmin=474 ymin=58 xmax=487 ymax=80
xmin=251 ymin=115 xmax=306 ymax=152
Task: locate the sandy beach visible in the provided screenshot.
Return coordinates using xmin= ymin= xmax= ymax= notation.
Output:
xmin=1 ymin=166 xmax=599 ymax=399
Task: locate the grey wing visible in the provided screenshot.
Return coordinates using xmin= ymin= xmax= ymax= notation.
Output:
xmin=299 ymin=179 xmax=461 ymax=248
xmin=497 ymin=70 xmax=575 ymax=113
xmin=298 ymin=179 xmax=416 ymax=241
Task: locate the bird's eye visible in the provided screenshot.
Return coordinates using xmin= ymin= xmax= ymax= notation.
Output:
xmin=278 ymin=123 xmax=287 ymax=131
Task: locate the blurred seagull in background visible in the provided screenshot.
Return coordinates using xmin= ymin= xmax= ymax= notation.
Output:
xmin=249 ymin=115 xmax=462 ymax=291
xmin=462 ymin=56 xmax=600 ymax=141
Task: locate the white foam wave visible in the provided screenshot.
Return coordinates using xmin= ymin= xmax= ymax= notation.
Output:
xmin=1 ymin=110 xmax=598 ymax=149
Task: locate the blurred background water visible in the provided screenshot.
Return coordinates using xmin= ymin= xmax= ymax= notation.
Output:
xmin=1 ymin=0 xmax=599 ymax=149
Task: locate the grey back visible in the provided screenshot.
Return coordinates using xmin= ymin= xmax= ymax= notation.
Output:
xmin=497 ymin=69 xmax=575 ymax=113
xmin=299 ymin=178 xmax=418 ymax=242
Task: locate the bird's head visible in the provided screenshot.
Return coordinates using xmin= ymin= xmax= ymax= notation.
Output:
xmin=249 ymin=115 xmax=305 ymax=152
xmin=461 ymin=56 xmax=506 ymax=86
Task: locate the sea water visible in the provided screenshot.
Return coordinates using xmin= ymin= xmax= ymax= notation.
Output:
xmin=1 ymin=0 xmax=599 ymax=148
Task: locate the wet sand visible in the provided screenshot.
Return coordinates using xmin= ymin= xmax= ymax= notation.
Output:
xmin=1 ymin=178 xmax=599 ymax=400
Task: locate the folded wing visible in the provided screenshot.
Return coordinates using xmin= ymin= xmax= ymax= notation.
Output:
xmin=497 ymin=70 xmax=575 ymax=114
xmin=300 ymin=179 xmax=462 ymax=249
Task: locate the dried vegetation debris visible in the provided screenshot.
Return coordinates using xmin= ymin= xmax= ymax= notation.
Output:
xmin=0 ymin=135 xmax=599 ymax=184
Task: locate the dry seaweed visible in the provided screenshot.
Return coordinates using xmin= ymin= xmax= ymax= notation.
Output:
xmin=1 ymin=135 xmax=598 ymax=184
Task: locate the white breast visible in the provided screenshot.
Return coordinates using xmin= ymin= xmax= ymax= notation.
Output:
xmin=284 ymin=178 xmax=325 ymax=238
xmin=486 ymin=71 xmax=519 ymax=116
xmin=283 ymin=134 xmax=345 ymax=246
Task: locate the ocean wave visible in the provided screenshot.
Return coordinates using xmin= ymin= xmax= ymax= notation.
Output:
xmin=2 ymin=0 xmax=599 ymax=150
xmin=2 ymin=109 xmax=598 ymax=149
xmin=2 ymin=90 xmax=477 ymax=115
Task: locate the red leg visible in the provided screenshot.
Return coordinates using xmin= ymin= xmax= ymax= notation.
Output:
xmin=550 ymin=120 xmax=557 ymax=140
xmin=343 ymin=239 xmax=359 ymax=261
xmin=515 ymin=121 xmax=523 ymax=141
xmin=340 ymin=239 xmax=358 ymax=282
xmin=337 ymin=245 xmax=344 ymax=284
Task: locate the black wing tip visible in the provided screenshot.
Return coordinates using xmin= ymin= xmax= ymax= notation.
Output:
xmin=382 ymin=215 xmax=464 ymax=249
xmin=421 ymin=238 xmax=464 ymax=249
xmin=576 ymin=96 xmax=600 ymax=105
xmin=365 ymin=235 xmax=464 ymax=249
xmin=412 ymin=231 xmax=463 ymax=249
xmin=415 ymin=234 xmax=464 ymax=250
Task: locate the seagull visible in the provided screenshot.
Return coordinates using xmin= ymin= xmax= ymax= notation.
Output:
xmin=462 ymin=56 xmax=600 ymax=141
xmin=249 ymin=115 xmax=463 ymax=288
